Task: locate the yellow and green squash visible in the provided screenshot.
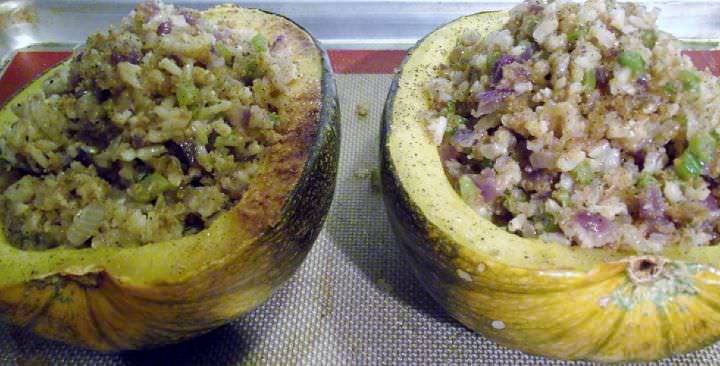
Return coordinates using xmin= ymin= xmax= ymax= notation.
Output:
xmin=381 ymin=11 xmax=720 ymax=362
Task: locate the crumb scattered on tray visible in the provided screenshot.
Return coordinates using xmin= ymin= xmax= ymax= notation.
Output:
xmin=356 ymin=103 xmax=369 ymax=118
xmin=353 ymin=168 xmax=371 ymax=179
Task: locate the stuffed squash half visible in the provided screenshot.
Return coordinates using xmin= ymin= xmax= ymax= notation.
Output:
xmin=0 ymin=2 xmax=338 ymax=351
xmin=382 ymin=0 xmax=720 ymax=361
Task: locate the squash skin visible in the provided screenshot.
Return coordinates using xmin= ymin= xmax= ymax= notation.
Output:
xmin=0 ymin=6 xmax=339 ymax=351
xmin=381 ymin=11 xmax=720 ymax=362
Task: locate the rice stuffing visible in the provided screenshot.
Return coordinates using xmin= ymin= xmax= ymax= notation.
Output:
xmin=0 ymin=2 xmax=297 ymax=249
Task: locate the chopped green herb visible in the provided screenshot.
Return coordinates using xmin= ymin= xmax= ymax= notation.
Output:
xmin=582 ymin=69 xmax=596 ymax=89
xmin=486 ymin=50 xmax=501 ymax=73
xmin=215 ymin=134 xmax=244 ymax=148
xmin=688 ymin=133 xmax=717 ymax=165
xmin=459 ymin=175 xmax=480 ymax=203
xmin=553 ymin=189 xmax=570 ymax=207
xmin=176 ymin=83 xmax=198 ymax=107
xmin=243 ymin=59 xmax=262 ymax=79
xmin=571 ymin=160 xmax=593 ymax=185
xmin=130 ymin=172 xmax=174 ymax=203
xmin=675 ymin=113 xmax=688 ymax=126
xmin=641 ymin=30 xmax=657 ymax=49
xmin=637 ymin=172 xmax=658 ymax=188
xmin=101 ymin=99 xmax=114 ymax=113
xmin=216 ymin=42 xmax=233 ymax=64
xmin=441 ymin=101 xmax=456 ymax=116
xmin=269 ymin=112 xmax=281 ymax=125
xmin=674 ymin=151 xmax=702 ymax=180
xmin=711 ymin=129 xmax=720 ymax=142
xmin=480 ymin=158 xmax=494 ymax=169
xmin=679 ymin=69 xmax=701 ymax=91
xmin=251 ymin=33 xmax=268 ymax=53
xmin=617 ymin=51 xmax=646 ymax=74
xmin=568 ymin=25 xmax=588 ymax=42
xmin=663 ymin=82 xmax=676 ymax=94
xmin=535 ymin=213 xmax=559 ymax=232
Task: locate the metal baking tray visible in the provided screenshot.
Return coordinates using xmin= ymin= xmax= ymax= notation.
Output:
xmin=2 ymin=1 xmax=720 ymax=365
xmin=2 ymin=0 xmax=720 ymax=61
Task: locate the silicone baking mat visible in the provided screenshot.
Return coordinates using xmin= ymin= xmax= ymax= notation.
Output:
xmin=2 ymin=50 xmax=720 ymax=365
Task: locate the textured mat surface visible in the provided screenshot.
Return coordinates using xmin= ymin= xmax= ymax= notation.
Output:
xmin=3 ymin=74 xmax=720 ymax=366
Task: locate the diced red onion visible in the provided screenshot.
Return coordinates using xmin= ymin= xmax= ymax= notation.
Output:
xmin=633 ymin=150 xmax=645 ymax=170
xmin=528 ymin=4 xmax=544 ymax=13
xmin=271 ymin=35 xmax=287 ymax=54
xmin=214 ymin=30 xmax=229 ymax=41
xmin=511 ymin=65 xmax=531 ymax=80
xmin=242 ymin=108 xmax=251 ymax=127
xmin=706 ymin=194 xmax=719 ymax=211
xmin=226 ymin=105 xmax=251 ymax=130
xmin=491 ymin=55 xmax=517 ymax=84
xmin=596 ymin=67 xmax=609 ymax=93
xmin=439 ymin=143 xmax=460 ymax=162
xmin=131 ymin=135 xmax=145 ymax=149
xmin=636 ymin=187 xmax=665 ymax=220
xmin=519 ymin=42 xmax=538 ymax=62
xmin=636 ymin=75 xmax=649 ymax=91
xmin=180 ymin=10 xmax=197 ymax=25
xmin=472 ymin=168 xmax=500 ymax=203
xmin=576 ymin=211 xmax=611 ymax=234
xmin=157 ymin=21 xmax=173 ymax=36
xmin=520 ymin=169 xmax=556 ymax=194
xmin=474 ymin=88 xmax=513 ymax=116
xmin=110 ymin=50 xmax=140 ymax=65
xmin=452 ymin=128 xmax=475 ymax=148
xmin=647 ymin=215 xmax=674 ymax=234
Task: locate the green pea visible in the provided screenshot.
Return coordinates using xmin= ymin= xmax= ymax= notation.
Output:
xmin=617 ymin=51 xmax=646 ymax=74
